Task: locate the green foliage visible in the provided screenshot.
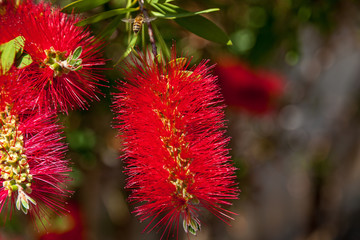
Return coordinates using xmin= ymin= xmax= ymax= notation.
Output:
xmin=62 ymin=0 xmax=342 ymax=66
xmin=98 ymin=15 xmax=124 ymax=39
xmin=175 ymin=15 xmax=232 ymax=45
xmin=69 ymin=0 xmax=232 ymax=60
xmin=114 ymin=34 xmax=139 ymax=65
xmin=148 ymin=2 xmax=231 ymax=45
xmin=150 ymin=3 xmax=219 ymax=19
xmin=0 ymin=36 xmax=32 ymax=74
xmin=15 ymin=53 xmax=32 ymax=69
xmin=148 ymin=0 xmax=174 ymax=3
xmin=71 ymin=46 xmax=83 ymax=60
xmin=76 ymin=8 xmax=138 ymax=26
xmin=62 ymin=0 xmax=111 ymax=13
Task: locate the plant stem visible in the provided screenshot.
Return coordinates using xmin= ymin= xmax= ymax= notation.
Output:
xmin=138 ymin=0 xmax=157 ymax=57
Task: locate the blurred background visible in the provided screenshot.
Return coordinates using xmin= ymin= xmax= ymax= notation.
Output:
xmin=2 ymin=0 xmax=360 ymax=239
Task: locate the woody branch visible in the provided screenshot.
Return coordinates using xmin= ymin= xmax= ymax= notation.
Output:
xmin=138 ymin=0 xmax=157 ymax=57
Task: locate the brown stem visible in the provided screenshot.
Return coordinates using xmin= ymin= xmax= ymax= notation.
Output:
xmin=138 ymin=0 xmax=157 ymax=58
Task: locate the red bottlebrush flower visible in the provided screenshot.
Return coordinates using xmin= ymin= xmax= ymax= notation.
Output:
xmin=0 ymin=2 xmax=19 ymax=44
xmin=0 ymin=70 xmax=38 ymax=114
xmin=0 ymin=104 xmax=71 ymax=223
xmin=39 ymin=201 xmax=85 ymax=240
xmin=215 ymin=57 xmax=284 ymax=115
xmin=1 ymin=0 xmax=105 ymax=113
xmin=113 ymin=54 xmax=239 ymax=238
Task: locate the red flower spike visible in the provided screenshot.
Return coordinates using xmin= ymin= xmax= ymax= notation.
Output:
xmin=1 ymin=0 xmax=106 ymax=113
xmin=113 ymin=53 xmax=239 ymax=238
xmin=215 ymin=57 xmax=285 ymax=115
xmin=0 ymin=69 xmax=38 ymax=114
xmin=0 ymin=104 xmax=72 ymax=224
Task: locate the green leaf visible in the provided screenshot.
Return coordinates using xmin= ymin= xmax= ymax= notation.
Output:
xmin=21 ymin=205 xmax=28 ymax=214
xmin=175 ymin=15 xmax=232 ymax=45
xmin=16 ymin=196 xmax=21 ymax=211
xmin=16 ymin=53 xmax=33 ymax=69
xmin=114 ymin=34 xmax=138 ymax=65
xmin=76 ymin=8 xmax=138 ymax=26
xmin=98 ymin=15 xmax=123 ymax=39
xmin=151 ymin=2 xmax=175 ymax=13
xmin=152 ymin=5 xmax=219 ymax=19
xmin=21 ymin=198 xmax=29 ymax=210
xmin=14 ymin=36 xmax=25 ymax=57
xmin=188 ymin=226 xmax=197 ymax=235
xmin=74 ymin=59 xmax=83 ymax=67
xmin=27 ymin=196 xmax=36 ymax=205
xmin=72 ymin=46 xmax=83 ymax=59
xmin=149 ymin=3 xmax=166 ymax=15
xmin=73 ymin=65 xmax=83 ymax=71
xmin=62 ymin=0 xmax=111 ymax=13
xmin=1 ymin=38 xmax=18 ymax=74
xmin=183 ymin=219 xmax=188 ymax=233
xmin=148 ymin=0 xmax=174 ymax=3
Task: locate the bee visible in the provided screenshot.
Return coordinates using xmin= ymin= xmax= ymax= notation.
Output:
xmin=122 ymin=13 xmax=156 ymax=34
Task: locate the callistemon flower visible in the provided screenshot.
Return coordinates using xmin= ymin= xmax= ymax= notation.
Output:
xmin=113 ymin=54 xmax=239 ymax=238
xmin=0 ymin=103 xmax=71 ymax=222
xmin=214 ymin=58 xmax=284 ymax=115
xmin=1 ymin=0 xmax=105 ymax=112
xmin=0 ymin=70 xmax=37 ymax=114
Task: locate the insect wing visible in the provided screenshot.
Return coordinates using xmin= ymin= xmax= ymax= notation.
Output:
xmin=122 ymin=18 xmax=135 ymax=23
xmin=143 ymin=16 xmax=157 ymax=23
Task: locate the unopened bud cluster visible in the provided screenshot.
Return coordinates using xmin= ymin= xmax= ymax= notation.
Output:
xmin=0 ymin=106 xmax=35 ymax=214
xmin=43 ymin=46 xmax=83 ymax=78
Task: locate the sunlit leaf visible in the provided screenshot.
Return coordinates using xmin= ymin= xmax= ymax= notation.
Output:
xmin=149 ymin=2 xmax=166 ymax=14
xmin=14 ymin=36 xmax=25 ymax=57
xmin=149 ymin=0 xmax=174 ymax=3
xmin=151 ymin=2 xmax=175 ymax=13
xmin=76 ymin=8 xmax=138 ymax=26
xmin=62 ymin=0 xmax=111 ymax=13
xmin=16 ymin=53 xmax=33 ymax=69
xmin=175 ymin=15 xmax=232 ymax=45
xmin=152 ymin=5 xmax=219 ymax=19
xmin=0 ymin=37 xmax=24 ymax=74
xmin=1 ymin=43 xmax=16 ymax=74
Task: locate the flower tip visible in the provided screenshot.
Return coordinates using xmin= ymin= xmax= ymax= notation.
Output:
xmin=183 ymin=215 xmax=201 ymax=236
